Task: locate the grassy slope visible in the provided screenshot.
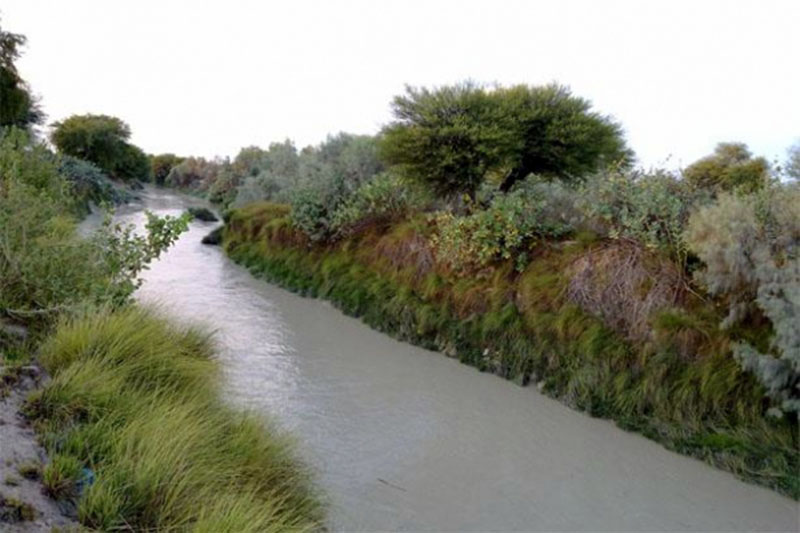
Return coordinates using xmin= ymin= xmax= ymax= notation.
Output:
xmin=26 ymin=306 xmax=323 ymax=532
xmin=224 ymin=202 xmax=798 ymax=498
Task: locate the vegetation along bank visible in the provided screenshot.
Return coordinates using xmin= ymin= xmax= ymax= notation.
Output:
xmin=189 ymin=82 xmax=799 ymax=498
xmin=0 ymin=20 xmax=322 ymax=531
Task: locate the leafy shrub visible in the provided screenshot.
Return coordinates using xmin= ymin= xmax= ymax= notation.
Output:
xmin=687 ymin=185 xmax=800 ymax=415
xmin=685 ymin=187 xmax=799 ymax=316
xmin=330 ymin=173 xmax=428 ymax=237
xmin=578 ymin=169 xmax=702 ymax=264
xmin=0 ymin=129 xmax=188 ymax=326
xmin=57 ymin=155 xmax=128 ymax=211
xmin=431 ymin=186 xmax=573 ymax=273
xmin=733 ymin=257 xmax=800 ymax=416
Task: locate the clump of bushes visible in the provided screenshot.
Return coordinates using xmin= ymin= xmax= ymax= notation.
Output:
xmin=28 ymin=306 xmax=322 ymax=531
xmin=0 ymin=127 xmax=187 ymax=329
xmin=683 ymin=142 xmax=771 ymax=194
xmin=686 ymin=185 xmax=800 ymax=415
xmin=431 ymin=183 xmax=573 ymax=273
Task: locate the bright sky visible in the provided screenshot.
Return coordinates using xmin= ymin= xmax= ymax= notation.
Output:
xmin=3 ymin=0 xmax=799 ymax=169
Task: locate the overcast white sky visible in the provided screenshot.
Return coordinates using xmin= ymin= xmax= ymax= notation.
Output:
xmin=3 ymin=0 xmax=799 ymax=168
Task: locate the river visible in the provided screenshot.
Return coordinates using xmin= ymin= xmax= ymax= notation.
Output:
xmin=100 ymin=188 xmax=798 ymax=531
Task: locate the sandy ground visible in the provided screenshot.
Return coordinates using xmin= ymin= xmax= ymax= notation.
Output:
xmin=0 ymin=367 xmax=77 ymax=532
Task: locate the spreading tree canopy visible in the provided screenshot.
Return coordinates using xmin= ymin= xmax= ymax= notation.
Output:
xmin=379 ymin=82 xmax=632 ymax=199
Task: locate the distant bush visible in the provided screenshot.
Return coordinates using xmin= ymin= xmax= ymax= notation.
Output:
xmin=431 ymin=186 xmax=573 ymax=273
xmin=150 ymin=153 xmax=183 ymax=185
xmin=683 ymin=142 xmax=771 ymax=194
xmin=165 ymin=157 xmax=223 ymax=190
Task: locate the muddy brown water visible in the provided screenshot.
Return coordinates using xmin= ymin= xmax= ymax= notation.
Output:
xmin=88 ymin=189 xmax=798 ymax=531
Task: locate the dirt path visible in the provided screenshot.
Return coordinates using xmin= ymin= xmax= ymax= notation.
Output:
xmin=0 ymin=366 xmax=78 ymax=532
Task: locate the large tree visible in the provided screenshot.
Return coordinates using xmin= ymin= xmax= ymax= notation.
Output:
xmin=0 ymin=18 xmax=43 ymax=129
xmin=379 ymin=82 xmax=632 ymax=199
xmin=50 ymin=114 xmax=149 ymax=181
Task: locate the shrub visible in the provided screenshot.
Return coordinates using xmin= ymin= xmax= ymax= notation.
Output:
xmin=57 ymin=155 xmax=128 ymax=211
xmin=0 ymin=128 xmax=188 ymax=325
xmin=687 ymin=185 xmax=800 ymax=415
xmin=431 ymin=186 xmax=572 ymax=273
xmin=578 ymin=169 xmax=702 ymax=265
xmin=330 ymin=173 xmax=428 ymax=237
xmin=685 ymin=187 xmax=799 ymax=319
xmin=733 ymin=257 xmax=800 ymax=416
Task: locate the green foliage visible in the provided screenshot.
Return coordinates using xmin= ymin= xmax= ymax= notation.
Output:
xmin=330 ymin=172 xmax=428 ymax=237
xmin=379 ymin=81 xmax=632 ymax=199
xmin=734 ymin=257 xmax=800 ymax=415
xmin=0 ymin=128 xmax=188 ymax=325
xmin=685 ymin=186 xmax=799 ymax=313
xmin=686 ymin=185 xmax=800 ymax=414
xmin=494 ymin=84 xmax=633 ymax=191
xmin=578 ymin=169 xmax=702 ymax=264
xmin=57 ymin=155 xmax=129 ymax=211
xmin=224 ymin=213 xmax=799 ymax=497
xmin=50 ymin=114 xmax=148 ymax=181
xmin=0 ymin=19 xmax=43 ymax=129
xmin=379 ymin=82 xmax=512 ymax=199
xmin=288 ymin=134 xmax=385 ymax=241
xmin=683 ymin=143 xmax=771 ymax=194
xmin=29 ymin=306 xmax=321 ymax=531
xmin=149 ymin=153 xmax=183 ymax=185
xmin=431 ymin=185 xmax=572 ymax=272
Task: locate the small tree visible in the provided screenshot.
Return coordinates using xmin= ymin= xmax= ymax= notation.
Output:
xmin=683 ymin=142 xmax=770 ymax=193
xmin=50 ymin=114 xmax=148 ymax=181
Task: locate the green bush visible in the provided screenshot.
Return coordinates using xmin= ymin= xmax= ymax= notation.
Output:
xmin=330 ymin=173 xmax=428 ymax=237
xmin=431 ymin=185 xmax=572 ymax=273
xmin=57 ymin=155 xmax=129 ymax=211
xmin=686 ymin=185 xmax=800 ymax=415
xmin=578 ymin=169 xmax=702 ymax=264
xmin=0 ymin=128 xmax=188 ymax=327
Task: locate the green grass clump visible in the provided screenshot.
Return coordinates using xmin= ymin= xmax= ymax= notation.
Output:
xmin=27 ymin=306 xmax=322 ymax=532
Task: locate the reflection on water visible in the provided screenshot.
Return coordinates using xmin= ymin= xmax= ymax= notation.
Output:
xmin=97 ymin=188 xmax=797 ymax=531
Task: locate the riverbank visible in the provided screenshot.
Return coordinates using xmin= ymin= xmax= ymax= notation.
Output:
xmin=224 ymin=202 xmax=799 ymax=499
xmin=20 ymin=305 xmax=322 ymax=531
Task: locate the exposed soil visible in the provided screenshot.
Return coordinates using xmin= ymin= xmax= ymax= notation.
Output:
xmin=0 ymin=366 xmax=78 ymax=532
